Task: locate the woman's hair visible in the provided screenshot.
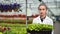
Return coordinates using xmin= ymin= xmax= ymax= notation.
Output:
xmin=38 ymin=3 xmax=47 ymax=10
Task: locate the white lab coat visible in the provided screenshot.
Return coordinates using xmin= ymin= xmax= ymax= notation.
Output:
xmin=33 ymin=16 xmax=53 ymax=34
xmin=33 ymin=16 xmax=53 ymax=25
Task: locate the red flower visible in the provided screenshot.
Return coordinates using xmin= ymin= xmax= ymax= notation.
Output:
xmin=7 ymin=27 xmax=10 ymax=30
xmin=2 ymin=27 xmax=6 ymax=32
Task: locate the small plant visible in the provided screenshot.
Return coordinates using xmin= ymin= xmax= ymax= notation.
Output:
xmin=3 ymin=30 xmax=17 ymax=34
xmin=27 ymin=24 xmax=53 ymax=31
xmin=0 ymin=26 xmax=11 ymax=32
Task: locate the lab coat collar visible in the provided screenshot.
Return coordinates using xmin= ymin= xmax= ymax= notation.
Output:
xmin=39 ymin=16 xmax=47 ymax=22
xmin=39 ymin=16 xmax=47 ymax=20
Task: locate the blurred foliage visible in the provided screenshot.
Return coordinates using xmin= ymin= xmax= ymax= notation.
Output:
xmin=0 ymin=24 xmax=27 ymax=34
xmin=0 ymin=23 xmax=53 ymax=34
xmin=0 ymin=19 xmax=32 ymax=24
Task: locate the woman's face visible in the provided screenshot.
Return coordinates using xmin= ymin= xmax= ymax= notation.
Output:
xmin=38 ymin=5 xmax=47 ymax=16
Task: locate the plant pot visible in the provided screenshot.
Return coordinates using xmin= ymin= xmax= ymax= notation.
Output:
xmin=27 ymin=30 xmax=52 ymax=34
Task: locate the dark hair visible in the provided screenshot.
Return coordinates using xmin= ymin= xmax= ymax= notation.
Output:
xmin=38 ymin=4 xmax=47 ymax=10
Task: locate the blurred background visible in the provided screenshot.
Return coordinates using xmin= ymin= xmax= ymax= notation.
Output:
xmin=0 ymin=0 xmax=60 ymax=20
xmin=0 ymin=0 xmax=60 ymax=34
